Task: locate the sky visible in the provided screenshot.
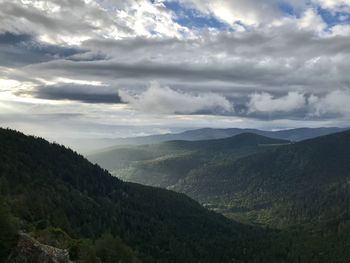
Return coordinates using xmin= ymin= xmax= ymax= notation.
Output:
xmin=1 ymin=0 xmax=350 ymax=146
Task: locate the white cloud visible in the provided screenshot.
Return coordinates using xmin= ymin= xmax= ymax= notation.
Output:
xmin=114 ymin=0 xmax=189 ymax=39
xmin=0 ymin=0 xmax=188 ymax=46
xmin=175 ymin=0 xmax=333 ymax=31
xmin=248 ymin=92 xmax=306 ymax=113
xmin=308 ymin=90 xmax=350 ymax=116
xmin=315 ymin=0 xmax=350 ymax=12
xmin=329 ymin=24 xmax=350 ymax=36
xmin=119 ymin=82 xmax=233 ymax=114
xmin=0 ymin=78 xmax=21 ymax=90
xmin=178 ymin=0 xmax=282 ymax=27
xmin=298 ymin=8 xmax=326 ymax=32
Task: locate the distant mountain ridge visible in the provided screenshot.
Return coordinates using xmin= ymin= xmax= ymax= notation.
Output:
xmin=167 ymin=127 xmax=349 ymax=142
xmin=88 ymin=133 xmax=289 ymax=188
xmin=78 ymin=127 xmax=348 ymax=154
xmin=107 ymin=127 xmax=347 ymax=144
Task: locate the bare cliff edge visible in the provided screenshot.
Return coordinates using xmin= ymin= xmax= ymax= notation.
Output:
xmin=6 ymin=233 xmax=71 ymax=263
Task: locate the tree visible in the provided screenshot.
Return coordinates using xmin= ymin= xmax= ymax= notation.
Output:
xmin=0 ymin=197 xmax=18 ymax=261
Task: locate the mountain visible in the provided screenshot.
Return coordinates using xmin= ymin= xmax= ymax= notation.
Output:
xmin=60 ymin=127 xmax=347 ymax=154
xmin=94 ymin=130 xmax=350 ymax=230
xmin=259 ymin=127 xmax=349 ymax=141
xmin=2 ymin=128 xmax=350 ymax=262
xmin=0 ymin=128 xmax=276 ymax=263
xmin=88 ymin=133 xmax=289 ymax=188
xmin=80 ymin=127 xmax=347 ymax=153
xmin=167 ymin=127 xmax=349 ymax=142
xmin=171 ymin=130 xmax=350 ymax=228
xmin=89 ymin=130 xmax=350 ymax=262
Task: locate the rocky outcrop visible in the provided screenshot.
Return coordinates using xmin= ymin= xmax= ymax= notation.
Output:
xmin=6 ymin=233 xmax=72 ymax=263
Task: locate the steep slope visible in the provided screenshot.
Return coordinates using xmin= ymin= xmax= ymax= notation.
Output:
xmin=89 ymin=133 xmax=289 ymax=188
xmin=0 ymin=128 xmax=272 ymax=263
xmin=173 ymin=130 xmax=350 ymax=228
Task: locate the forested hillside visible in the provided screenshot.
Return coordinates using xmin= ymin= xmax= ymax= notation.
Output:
xmin=93 ymin=130 xmax=350 ymax=230
xmin=89 ymin=133 xmax=288 ymax=188
xmin=2 ymin=128 xmax=350 ymax=262
xmin=88 ymin=130 xmax=350 ymax=262
xmin=172 ymin=130 xmax=350 ymax=228
xmin=0 ymin=128 xmax=273 ymax=263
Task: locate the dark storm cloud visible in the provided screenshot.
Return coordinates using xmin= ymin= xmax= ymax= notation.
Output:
xmin=25 ymin=59 xmax=283 ymax=85
xmin=0 ymin=32 xmax=83 ymax=67
xmin=67 ymin=52 xmax=108 ymax=62
xmin=0 ymin=32 xmax=32 ymax=44
xmin=24 ymin=84 xmax=123 ymax=104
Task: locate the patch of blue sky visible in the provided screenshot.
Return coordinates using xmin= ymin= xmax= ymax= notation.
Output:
xmin=279 ymin=1 xmax=299 ymax=17
xmin=279 ymin=0 xmax=350 ymax=29
xmin=163 ymin=1 xmax=230 ymax=30
xmin=318 ymin=7 xmax=350 ymax=28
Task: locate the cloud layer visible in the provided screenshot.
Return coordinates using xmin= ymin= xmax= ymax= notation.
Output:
xmin=1 ymin=0 xmax=350 ymax=142
xmin=248 ymin=92 xmax=306 ymax=113
xmin=120 ymin=82 xmax=233 ymax=114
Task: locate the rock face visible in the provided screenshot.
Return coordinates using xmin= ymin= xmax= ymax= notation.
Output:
xmin=6 ymin=233 xmax=72 ymax=263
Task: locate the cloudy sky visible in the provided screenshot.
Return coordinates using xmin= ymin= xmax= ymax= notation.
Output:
xmin=1 ymin=0 xmax=350 ymax=146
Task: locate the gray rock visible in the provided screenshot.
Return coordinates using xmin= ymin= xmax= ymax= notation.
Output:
xmin=6 ymin=233 xmax=72 ymax=263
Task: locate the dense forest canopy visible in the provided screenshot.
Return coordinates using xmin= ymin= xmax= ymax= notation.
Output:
xmin=91 ymin=129 xmax=350 ymax=262
xmin=1 ymin=128 xmax=350 ymax=262
xmin=0 ymin=128 xmax=271 ymax=262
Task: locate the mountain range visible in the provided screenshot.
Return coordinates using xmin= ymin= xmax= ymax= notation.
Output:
xmin=88 ymin=133 xmax=290 ymax=187
xmin=2 ymin=128 xmax=350 ymax=262
xmin=0 ymin=128 xmax=278 ymax=263
xmin=67 ymin=127 xmax=348 ymax=153
xmin=117 ymin=127 xmax=347 ymax=144
xmin=89 ymin=129 xmax=350 ymax=262
xmin=90 ymin=130 xmax=350 ymax=229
